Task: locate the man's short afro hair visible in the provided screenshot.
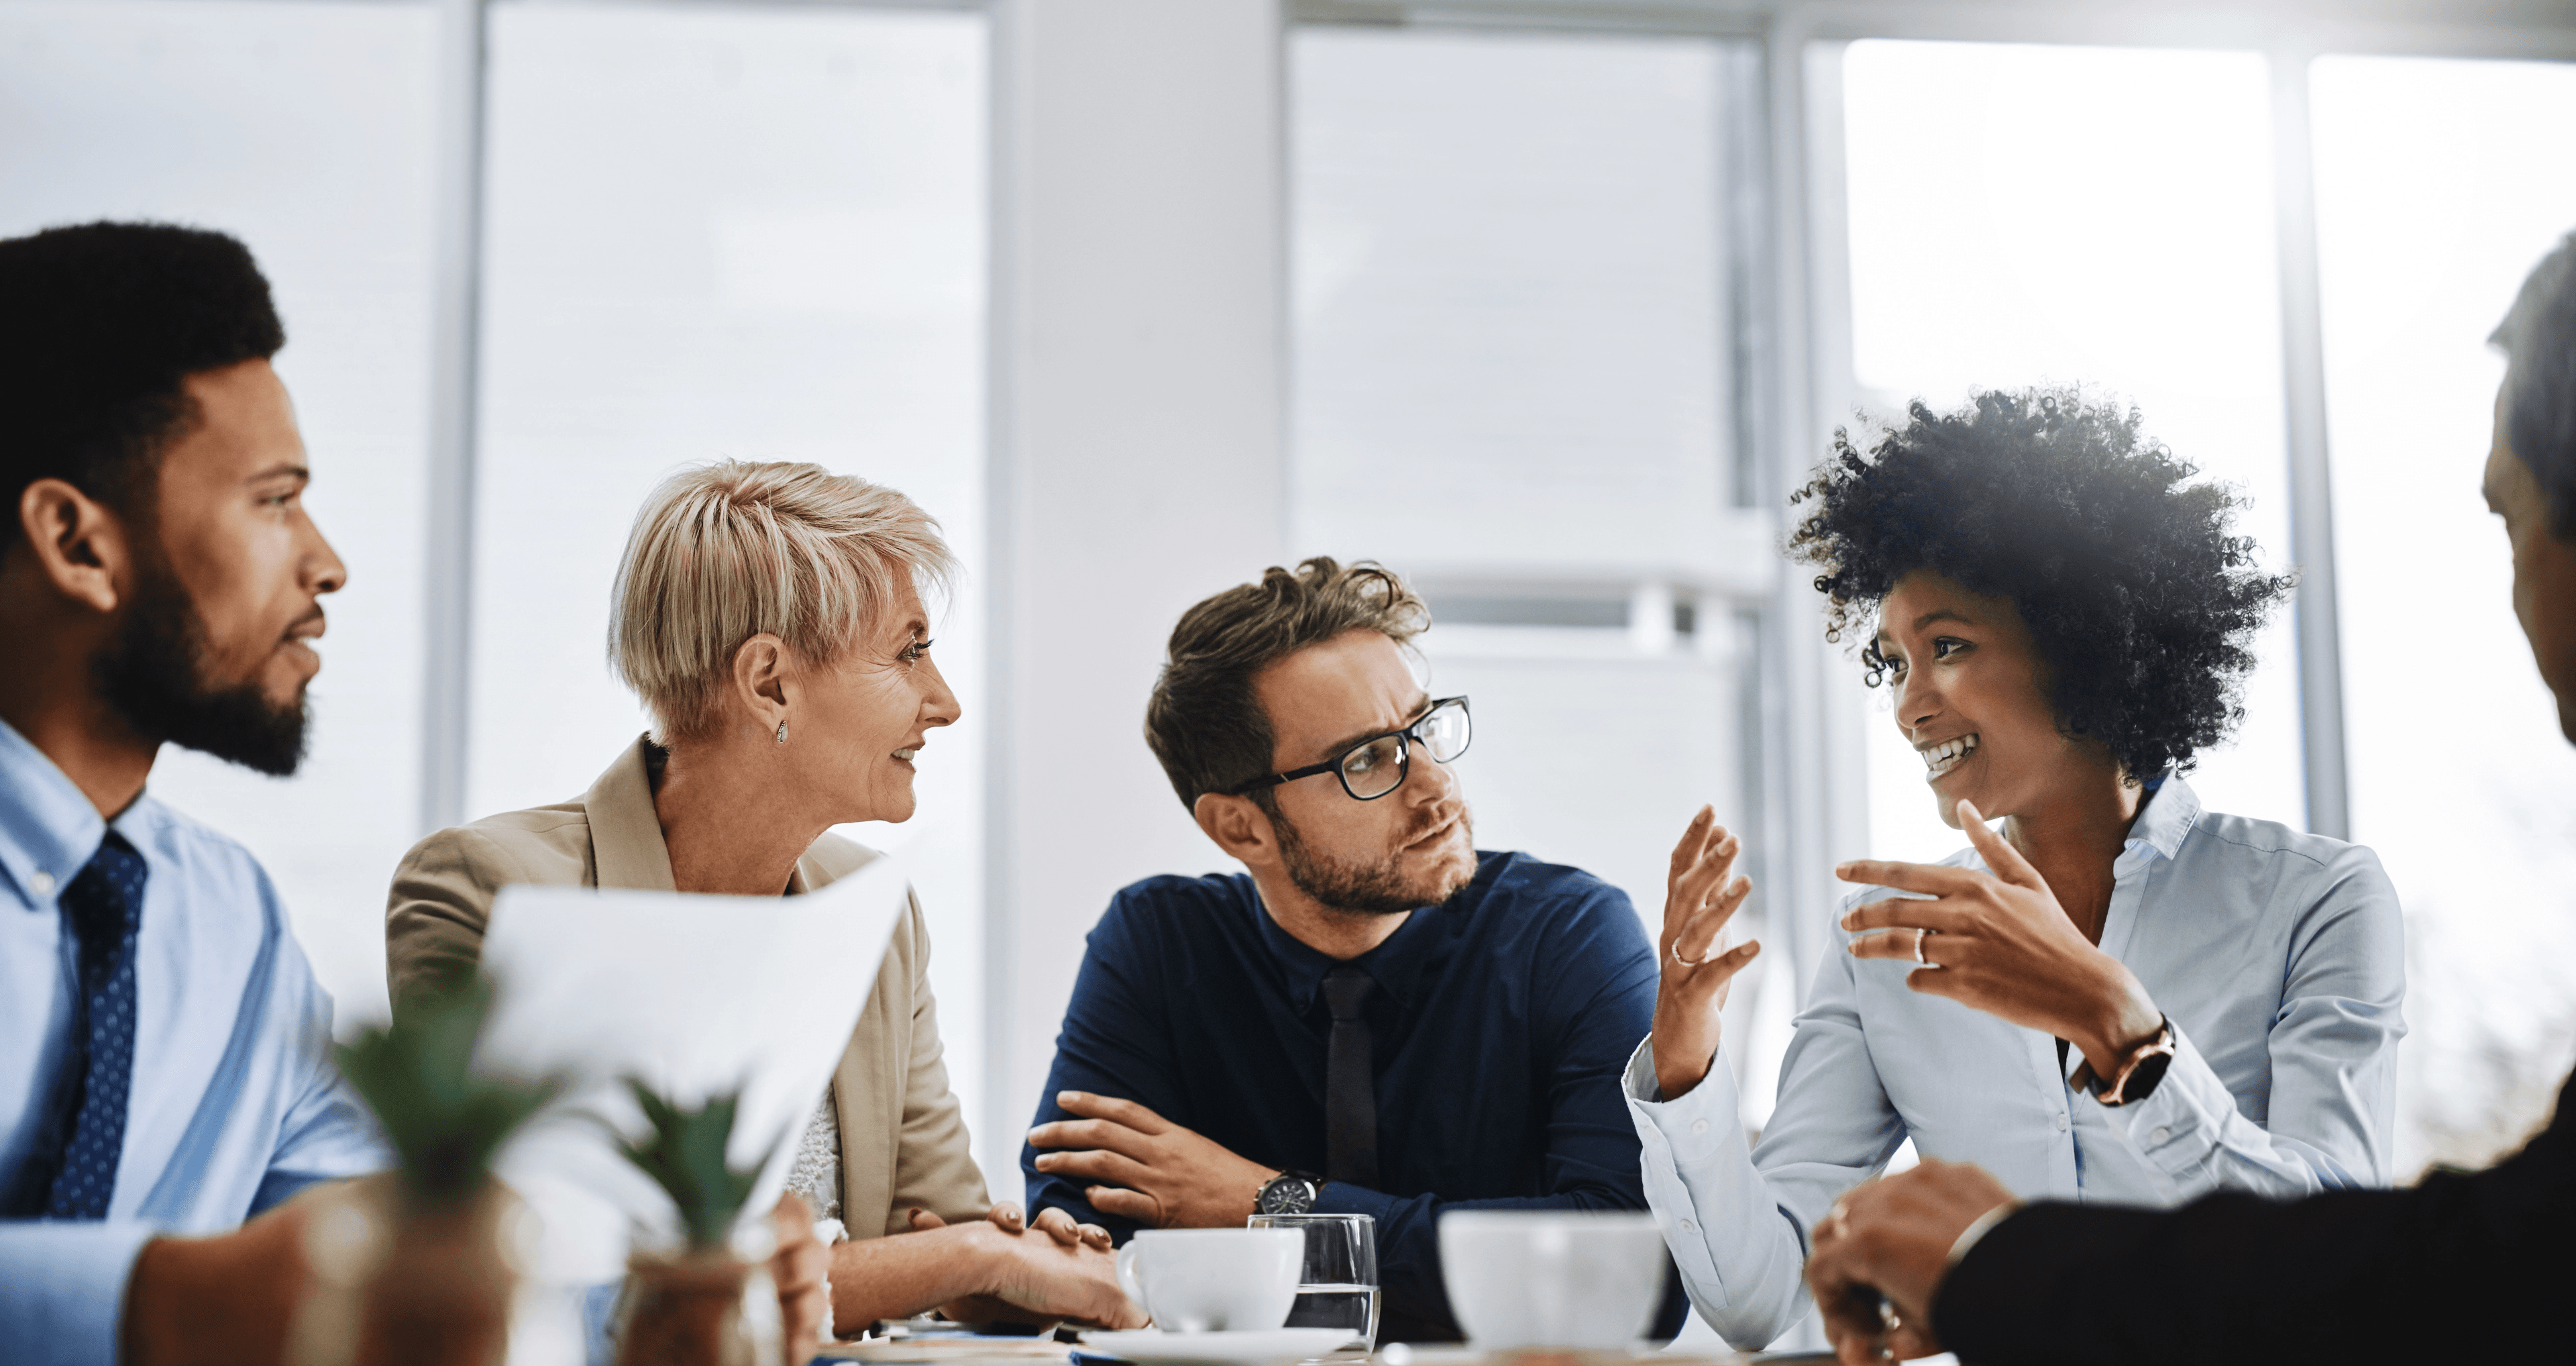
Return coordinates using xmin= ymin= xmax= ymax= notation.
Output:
xmin=1788 ymin=387 xmax=2295 ymax=782
xmin=0 ymin=221 xmax=284 ymax=551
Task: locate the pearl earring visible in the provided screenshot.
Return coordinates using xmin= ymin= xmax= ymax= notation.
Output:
xmin=775 ymin=721 xmax=789 ymax=745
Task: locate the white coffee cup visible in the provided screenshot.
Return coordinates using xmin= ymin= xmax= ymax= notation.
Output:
xmin=1114 ymin=1228 xmax=1305 ymax=1333
xmin=1437 ymin=1211 xmax=1666 ymax=1349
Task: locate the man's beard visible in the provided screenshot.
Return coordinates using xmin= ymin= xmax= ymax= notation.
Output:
xmin=1273 ymin=802 xmax=1474 ymax=916
xmin=93 ymin=556 xmax=309 ymax=777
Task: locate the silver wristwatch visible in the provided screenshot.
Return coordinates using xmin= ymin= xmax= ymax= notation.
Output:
xmin=1254 ymin=1169 xmax=1322 ymax=1215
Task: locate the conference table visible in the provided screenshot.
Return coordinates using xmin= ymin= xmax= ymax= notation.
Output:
xmin=810 ymin=1325 xmax=1852 ymax=1366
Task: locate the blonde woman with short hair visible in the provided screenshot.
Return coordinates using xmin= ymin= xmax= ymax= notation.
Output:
xmin=386 ymin=460 xmax=1142 ymax=1336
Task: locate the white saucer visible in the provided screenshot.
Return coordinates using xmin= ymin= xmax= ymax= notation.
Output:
xmin=1080 ymin=1328 xmax=1356 ymax=1364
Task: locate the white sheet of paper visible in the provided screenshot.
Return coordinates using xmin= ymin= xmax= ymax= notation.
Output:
xmin=476 ymin=853 xmax=908 ymax=1283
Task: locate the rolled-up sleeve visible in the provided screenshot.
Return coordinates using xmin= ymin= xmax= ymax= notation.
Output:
xmin=2088 ymin=842 xmax=2404 ymax=1196
xmin=0 ymin=1220 xmax=160 ymax=1366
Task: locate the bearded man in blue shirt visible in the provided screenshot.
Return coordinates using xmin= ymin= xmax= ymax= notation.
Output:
xmin=0 ymin=222 xmax=391 ymax=1366
xmin=1024 ymin=558 xmax=1684 ymax=1344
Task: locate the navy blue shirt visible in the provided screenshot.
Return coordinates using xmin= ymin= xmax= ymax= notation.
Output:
xmin=1022 ymin=850 xmax=1683 ymax=1343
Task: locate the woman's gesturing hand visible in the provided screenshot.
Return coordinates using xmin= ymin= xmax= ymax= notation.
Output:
xmin=1835 ymin=798 xmax=2162 ymax=1078
xmin=1651 ymin=805 xmax=1762 ymax=1102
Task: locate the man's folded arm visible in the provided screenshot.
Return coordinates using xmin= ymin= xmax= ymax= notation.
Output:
xmin=1019 ymin=927 xmax=1182 ymax=1237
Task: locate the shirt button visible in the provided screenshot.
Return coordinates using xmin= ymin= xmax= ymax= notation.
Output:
xmin=2054 ymin=1113 xmax=2070 ymax=1133
xmin=29 ymin=872 xmax=54 ymax=896
xmin=2151 ymin=1126 xmax=2171 ymax=1145
xmin=1678 ymin=1218 xmax=1697 ymax=1234
xmin=1690 ymin=1119 xmax=1709 ymax=1136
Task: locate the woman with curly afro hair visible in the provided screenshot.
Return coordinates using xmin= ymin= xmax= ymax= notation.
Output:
xmin=1617 ymin=388 xmax=2408 ymax=1351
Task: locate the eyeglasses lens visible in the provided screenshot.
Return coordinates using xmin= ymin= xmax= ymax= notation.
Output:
xmin=1340 ymin=734 xmax=1408 ymax=800
xmin=1419 ymin=702 xmax=1470 ymax=763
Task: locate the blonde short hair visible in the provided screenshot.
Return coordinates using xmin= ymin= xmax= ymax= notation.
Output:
xmin=610 ymin=460 xmax=957 ymax=741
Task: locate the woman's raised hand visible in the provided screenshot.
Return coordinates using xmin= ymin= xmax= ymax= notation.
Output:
xmin=1835 ymin=798 xmax=2163 ymax=1078
xmin=1651 ymin=805 xmax=1762 ymax=1101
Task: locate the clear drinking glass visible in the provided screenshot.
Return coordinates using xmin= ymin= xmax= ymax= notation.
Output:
xmin=1246 ymin=1212 xmax=1379 ymax=1352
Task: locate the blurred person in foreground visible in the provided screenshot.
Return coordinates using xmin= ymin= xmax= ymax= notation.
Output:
xmin=1022 ymin=558 xmax=1686 ymax=1343
xmin=0 ymin=223 xmax=828 ymax=1366
xmin=386 ymin=460 xmax=1142 ymax=1336
xmin=1635 ymin=388 xmax=2407 ymax=1349
xmin=1800 ymin=235 xmax=2576 ymax=1364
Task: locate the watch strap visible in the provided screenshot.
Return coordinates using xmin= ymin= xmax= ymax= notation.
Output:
xmin=2080 ymin=1017 xmax=2177 ymax=1107
xmin=1256 ymin=1169 xmax=1323 ymax=1213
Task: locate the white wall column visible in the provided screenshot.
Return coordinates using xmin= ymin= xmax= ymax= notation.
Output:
xmin=983 ymin=0 xmax=1289 ymax=1200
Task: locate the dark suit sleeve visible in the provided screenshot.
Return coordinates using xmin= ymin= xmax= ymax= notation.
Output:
xmin=1935 ymin=1077 xmax=2576 ymax=1364
xmin=1020 ymin=904 xmax=1185 ymax=1235
xmin=1315 ymin=880 xmax=1686 ymax=1343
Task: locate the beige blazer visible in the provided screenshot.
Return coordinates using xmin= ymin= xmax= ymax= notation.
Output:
xmin=384 ymin=736 xmax=990 ymax=1238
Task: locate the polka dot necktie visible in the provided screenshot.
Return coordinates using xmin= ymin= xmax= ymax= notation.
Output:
xmin=8 ymin=833 xmax=146 ymax=1220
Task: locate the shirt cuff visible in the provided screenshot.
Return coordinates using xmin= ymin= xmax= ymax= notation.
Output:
xmin=1619 ymin=1035 xmax=1741 ymax=1298
xmin=2085 ymin=1020 xmax=2229 ymax=1177
xmin=0 ymin=1219 xmax=162 ymax=1366
xmin=1313 ymin=1179 xmax=1401 ymax=1225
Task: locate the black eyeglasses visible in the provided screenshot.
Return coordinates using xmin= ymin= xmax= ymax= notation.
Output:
xmin=1229 ymin=696 xmax=1472 ymax=802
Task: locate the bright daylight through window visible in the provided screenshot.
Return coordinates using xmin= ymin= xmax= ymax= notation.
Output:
xmin=2312 ymin=53 xmax=2576 ymax=1175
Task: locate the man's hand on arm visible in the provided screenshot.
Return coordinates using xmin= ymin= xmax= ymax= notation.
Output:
xmin=1803 ymin=1160 xmax=2018 ymax=1366
xmin=1026 ymin=1092 xmax=1273 ymax=1230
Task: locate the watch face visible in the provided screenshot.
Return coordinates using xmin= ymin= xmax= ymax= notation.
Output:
xmin=1258 ymin=1175 xmax=1318 ymax=1214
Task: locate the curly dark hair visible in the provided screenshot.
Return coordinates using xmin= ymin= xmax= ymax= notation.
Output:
xmin=1788 ymin=388 xmax=2294 ymax=781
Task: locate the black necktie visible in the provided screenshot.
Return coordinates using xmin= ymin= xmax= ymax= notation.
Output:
xmin=3 ymin=832 xmax=146 ymax=1218
xmin=1322 ymin=965 xmax=1379 ymax=1190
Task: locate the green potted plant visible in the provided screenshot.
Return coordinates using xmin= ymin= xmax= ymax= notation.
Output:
xmin=294 ymin=978 xmax=561 ymax=1366
xmin=609 ymin=1081 xmax=781 ymax=1366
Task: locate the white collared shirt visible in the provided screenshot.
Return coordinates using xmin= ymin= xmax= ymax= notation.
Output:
xmin=1625 ymin=776 xmax=2405 ymax=1350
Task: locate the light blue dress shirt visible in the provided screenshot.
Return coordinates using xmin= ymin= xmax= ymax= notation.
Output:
xmin=1625 ymin=776 xmax=2406 ymax=1349
xmin=0 ymin=719 xmax=386 ymax=1366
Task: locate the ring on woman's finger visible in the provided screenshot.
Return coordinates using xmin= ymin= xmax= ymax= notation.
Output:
xmin=1911 ymin=927 xmax=1940 ymax=967
xmin=1672 ymin=936 xmax=1725 ymax=967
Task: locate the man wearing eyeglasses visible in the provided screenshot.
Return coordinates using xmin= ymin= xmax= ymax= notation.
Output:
xmin=1022 ymin=558 xmax=1683 ymax=1344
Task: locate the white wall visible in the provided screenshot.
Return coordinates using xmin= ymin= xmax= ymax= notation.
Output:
xmin=984 ymin=0 xmax=1289 ymax=1201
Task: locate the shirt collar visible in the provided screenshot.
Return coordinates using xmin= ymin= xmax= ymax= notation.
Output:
xmin=2122 ymin=771 xmax=2202 ymax=864
xmin=0 ymin=715 xmax=109 ymax=910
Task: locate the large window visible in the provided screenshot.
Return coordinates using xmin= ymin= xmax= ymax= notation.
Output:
xmin=0 ymin=0 xmax=438 ymax=1026
xmin=0 ymin=2 xmax=989 ymax=1137
xmin=1838 ymin=39 xmax=2307 ymax=865
xmin=2312 ymin=54 xmax=2576 ymax=1174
